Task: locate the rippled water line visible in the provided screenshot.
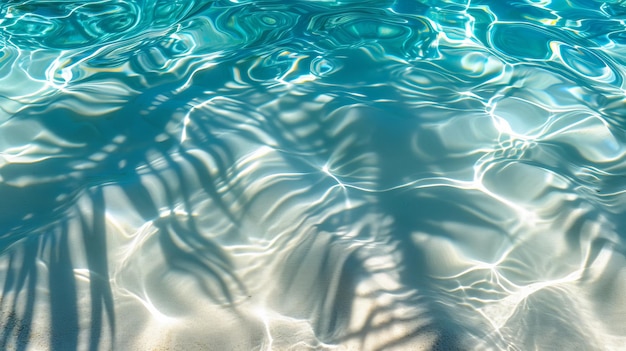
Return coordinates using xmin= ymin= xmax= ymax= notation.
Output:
xmin=1 ymin=0 xmax=626 ymax=350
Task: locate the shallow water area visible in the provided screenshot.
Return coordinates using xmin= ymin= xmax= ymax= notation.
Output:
xmin=1 ymin=0 xmax=626 ymax=350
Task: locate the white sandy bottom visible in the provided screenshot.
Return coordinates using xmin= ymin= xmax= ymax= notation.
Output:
xmin=2 ymin=137 xmax=626 ymax=351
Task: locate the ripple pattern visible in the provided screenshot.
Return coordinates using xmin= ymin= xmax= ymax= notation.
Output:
xmin=1 ymin=1 xmax=626 ymax=350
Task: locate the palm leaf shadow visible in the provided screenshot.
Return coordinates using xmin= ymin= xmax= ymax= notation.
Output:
xmin=238 ymin=84 xmax=478 ymax=350
xmin=0 ymin=82 xmax=248 ymax=349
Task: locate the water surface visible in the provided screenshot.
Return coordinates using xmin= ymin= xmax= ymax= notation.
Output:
xmin=1 ymin=0 xmax=626 ymax=350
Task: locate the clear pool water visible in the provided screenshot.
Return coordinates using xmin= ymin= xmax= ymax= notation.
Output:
xmin=1 ymin=0 xmax=626 ymax=350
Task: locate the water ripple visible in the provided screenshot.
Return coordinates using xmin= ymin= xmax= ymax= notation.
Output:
xmin=308 ymin=8 xmax=440 ymax=60
xmin=2 ymin=1 xmax=141 ymax=49
xmin=488 ymin=22 xmax=559 ymax=61
xmin=2 ymin=1 xmax=626 ymax=350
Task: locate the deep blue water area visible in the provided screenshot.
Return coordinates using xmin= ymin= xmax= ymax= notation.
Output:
xmin=1 ymin=1 xmax=626 ymax=350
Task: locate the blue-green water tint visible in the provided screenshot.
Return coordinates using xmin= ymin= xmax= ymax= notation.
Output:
xmin=1 ymin=1 xmax=626 ymax=350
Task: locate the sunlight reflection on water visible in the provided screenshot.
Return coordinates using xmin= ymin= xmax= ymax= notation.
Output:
xmin=1 ymin=0 xmax=626 ymax=350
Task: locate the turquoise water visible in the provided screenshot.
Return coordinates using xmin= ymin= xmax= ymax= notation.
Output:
xmin=1 ymin=0 xmax=626 ymax=350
